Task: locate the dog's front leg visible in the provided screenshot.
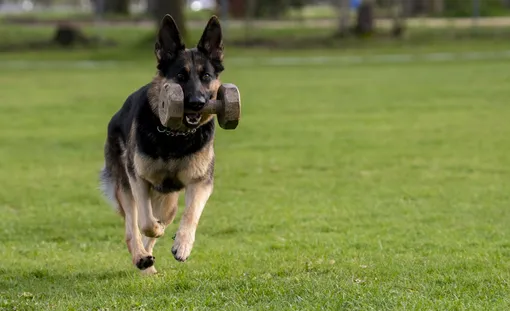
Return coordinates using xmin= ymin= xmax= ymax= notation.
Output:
xmin=129 ymin=176 xmax=165 ymax=239
xmin=172 ymin=180 xmax=213 ymax=262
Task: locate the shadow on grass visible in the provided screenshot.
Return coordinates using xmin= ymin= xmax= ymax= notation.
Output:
xmin=0 ymin=267 xmax=131 ymax=290
xmin=0 ymin=265 xmax=199 ymax=295
xmin=0 ymin=267 xmax=129 ymax=299
xmin=0 ymin=265 xmax=204 ymax=309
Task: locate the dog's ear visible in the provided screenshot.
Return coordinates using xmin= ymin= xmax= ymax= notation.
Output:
xmin=155 ymin=15 xmax=185 ymax=64
xmin=197 ymin=16 xmax=224 ymax=71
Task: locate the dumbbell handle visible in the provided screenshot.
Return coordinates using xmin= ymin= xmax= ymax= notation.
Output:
xmin=183 ymin=99 xmax=223 ymax=114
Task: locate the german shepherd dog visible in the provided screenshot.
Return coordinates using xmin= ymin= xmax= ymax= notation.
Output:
xmin=100 ymin=15 xmax=224 ymax=274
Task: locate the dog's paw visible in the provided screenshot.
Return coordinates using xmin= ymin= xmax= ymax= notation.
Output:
xmin=171 ymin=233 xmax=194 ymax=262
xmin=134 ymin=254 xmax=155 ymax=270
xmin=141 ymin=220 xmax=165 ymax=238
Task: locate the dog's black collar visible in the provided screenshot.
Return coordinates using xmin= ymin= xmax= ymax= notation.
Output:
xmin=157 ymin=125 xmax=197 ymax=137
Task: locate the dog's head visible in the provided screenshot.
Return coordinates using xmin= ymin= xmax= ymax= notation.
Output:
xmin=151 ymin=15 xmax=224 ymax=129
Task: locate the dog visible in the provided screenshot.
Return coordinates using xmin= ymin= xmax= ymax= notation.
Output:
xmin=99 ymin=15 xmax=225 ymax=274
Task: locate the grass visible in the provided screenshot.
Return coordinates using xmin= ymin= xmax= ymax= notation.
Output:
xmin=1 ymin=24 xmax=510 ymax=310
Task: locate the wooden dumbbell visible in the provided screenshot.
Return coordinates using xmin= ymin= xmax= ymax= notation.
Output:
xmin=158 ymin=82 xmax=241 ymax=130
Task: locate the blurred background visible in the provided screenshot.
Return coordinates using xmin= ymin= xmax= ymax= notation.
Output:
xmin=1 ymin=0 xmax=510 ymax=54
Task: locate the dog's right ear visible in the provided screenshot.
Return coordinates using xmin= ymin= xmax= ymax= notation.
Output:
xmin=155 ymin=15 xmax=185 ymax=64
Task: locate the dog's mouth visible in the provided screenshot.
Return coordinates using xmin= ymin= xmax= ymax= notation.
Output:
xmin=184 ymin=113 xmax=202 ymax=127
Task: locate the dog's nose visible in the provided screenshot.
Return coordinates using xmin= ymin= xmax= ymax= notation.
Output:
xmin=187 ymin=95 xmax=207 ymax=111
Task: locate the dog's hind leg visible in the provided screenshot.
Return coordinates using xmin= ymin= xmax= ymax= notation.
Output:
xmin=100 ymin=164 xmax=153 ymax=270
xmin=141 ymin=191 xmax=179 ymax=275
xmin=116 ymin=187 xmax=155 ymax=271
xmin=172 ymin=180 xmax=213 ymax=262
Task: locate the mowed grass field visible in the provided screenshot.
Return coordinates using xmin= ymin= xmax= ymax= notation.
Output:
xmin=1 ymin=39 xmax=510 ymax=309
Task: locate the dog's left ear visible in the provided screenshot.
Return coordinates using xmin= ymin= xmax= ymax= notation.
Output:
xmin=197 ymin=16 xmax=224 ymax=71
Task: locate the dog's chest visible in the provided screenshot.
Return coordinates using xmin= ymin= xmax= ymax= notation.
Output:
xmin=133 ymin=150 xmax=212 ymax=192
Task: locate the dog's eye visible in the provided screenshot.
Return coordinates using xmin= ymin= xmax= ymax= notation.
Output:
xmin=202 ymin=73 xmax=212 ymax=82
xmin=177 ymin=73 xmax=186 ymax=82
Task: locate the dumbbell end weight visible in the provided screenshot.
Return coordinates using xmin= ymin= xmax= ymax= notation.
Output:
xmin=216 ymin=83 xmax=241 ymax=130
xmin=159 ymin=82 xmax=184 ymax=129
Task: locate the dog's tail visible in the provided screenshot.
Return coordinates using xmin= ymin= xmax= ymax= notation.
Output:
xmin=99 ymin=165 xmax=119 ymax=211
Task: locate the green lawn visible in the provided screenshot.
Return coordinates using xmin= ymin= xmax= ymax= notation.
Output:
xmin=1 ymin=38 xmax=510 ymax=310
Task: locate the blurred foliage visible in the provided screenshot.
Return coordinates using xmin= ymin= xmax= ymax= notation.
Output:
xmin=372 ymin=0 xmax=510 ymax=17
xmin=443 ymin=0 xmax=510 ymax=17
xmin=251 ymin=0 xmax=510 ymax=19
xmin=19 ymin=0 xmax=510 ymax=19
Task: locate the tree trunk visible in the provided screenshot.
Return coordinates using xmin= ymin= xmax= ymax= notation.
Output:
xmin=147 ymin=0 xmax=157 ymax=16
xmin=402 ymin=0 xmax=413 ymax=17
xmin=391 ymin=0 xmax=406 ymax=37
xmin=91 ymin=0 xmax=129 ymax=15
xmin=37 ymin=0 xmax=54 ymax=7
xmin=227 ymin=0 xmax=246 ymax=18
xmin=429 ymin=0 xmax=444 ymax=15
xmin=354 ymin=0 xmax=375 ymax=37
xmin=103 ymin=0 xmax=129 ymax=14
xmin=335 ymin=0 xmax=351 ymax=37
xmin=151 ymin=0 xmax=187 ymax=40
xmin=245 ymin=0 xmax=257 ymax=41
xmin=406 ymin=0 xmax=425 ymax=16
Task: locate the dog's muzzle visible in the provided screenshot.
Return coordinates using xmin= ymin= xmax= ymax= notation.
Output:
xmin=184 ymin=113 xmax=202 ymax=126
